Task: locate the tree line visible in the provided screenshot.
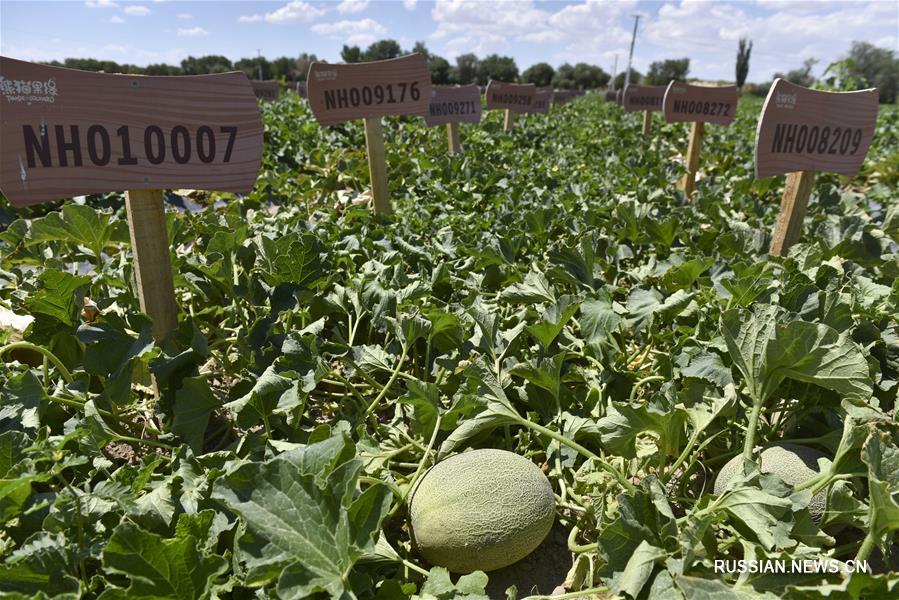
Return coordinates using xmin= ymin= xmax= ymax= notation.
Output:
xmin=45 ymin=40 xmax=688 ymax=91
xmin=43 ymin=39 xmax=895 ymax=102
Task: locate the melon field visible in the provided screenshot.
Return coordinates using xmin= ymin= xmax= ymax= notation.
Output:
xmin=1 ymin=93 xmax=898 ymax=599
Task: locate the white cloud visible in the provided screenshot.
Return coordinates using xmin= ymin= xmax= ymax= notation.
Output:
xmin=109 ymin=15 xmax=125 ymax=23
xmin=176 ymin=12 xmax=192 ymax=20
xmin=177 ymin=26 xmax=210 ymax=37
xmin=431 ymin=0 xmax=635 ymax=63
xmin=337 ymin=0 xmax=369 ymax=14
xmin=123 ymin=5 xmax=151 ymax=16
xmin=312 ymin=18 xmax=386 ymax=46
xmin=403 ymin=0 xmax=417 ymax=9
xmin=431 ymin=0 xmax=556 ymax=55
xmin=642 ymin=0 xmax=897 ymax=81
xmin=753 ymin=0 xmax=845 ymax=15
xmin=85 ymin=0 xmax=118 ymax=8
xmin=239 ymin=1 xmax=326 ymax=25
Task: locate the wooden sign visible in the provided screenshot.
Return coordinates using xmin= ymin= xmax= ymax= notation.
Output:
xmin=424 ymin=84 xmax=481 ymax=126
xmin=425 ymin=84 xmax=481 ymax=155
xmin=755 ymin=78 xmax=878 ymax=179
xmin=623 ymin=84 xmax=665 ymax=113
xmin=251 ymin=80 xmax=279 ymax=101
xmin=554 ymin=89 xmax=576 ymax=106
xmin=604 ymin=90 xmax=616 ymax=102
xmin=485 ymin=80 xmax=536 ymax=113
xmin=295 ymin=81 xmax=307 ymax=98
xmin=616 ymin=89 xmax=623 ymax=106
xmin=530 ymin=87 xmax=552 ymax=114
xmin=756 ymin=79 xmax=878 ymax=257
xmin=0 ymin=57 xmax=264 ymax=344
xmin=662 ymin=82 xmax=738 ymax=126
xmin=663 ymin=82 xmax=738 ymax=199
xmin=0 ymin=56 xmax=263 ymax=207
xmin=305 ymin=54 xmax=430 ymax=127
xmin=305 ymin=54 xmax=431 ymax=213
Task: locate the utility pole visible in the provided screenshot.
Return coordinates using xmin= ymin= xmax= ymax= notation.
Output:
xmin=624 ymin=14 xmax=640 ymax=90
xmin=611 ymin=54 xmax=619 ymax=91
xmin=257 ymin=49 xmax=263 ymax=81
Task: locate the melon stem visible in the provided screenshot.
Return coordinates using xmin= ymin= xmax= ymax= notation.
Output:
xmin=521 ymin=586 xmax=609 ymax=600
xmin=1 ymin=341 xmax=74 ymax=384
xmin=363 ymin=341 xmax=410 ymax=419
xmin=855 ymin=530 xmax=877 ymax=563
xmin=391 ymin=414 xmax=441 ymax=518
xmin=743 ymin=399 xmax=764 ymax=460
xmin=514 ymin=416 xmax=637 ymax=493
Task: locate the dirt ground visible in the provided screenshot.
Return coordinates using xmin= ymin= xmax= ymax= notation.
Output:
xmin=484 ymin=524 xmax=574 ymax=598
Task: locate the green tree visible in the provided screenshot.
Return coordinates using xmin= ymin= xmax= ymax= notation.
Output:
xmin=774 ymin=58 xmax=817 ymax=88
xmin=736 ymin=38 xmax=752 ymax=93
xmin=364 ymin=39 xmax=402 ymax=61
xmin=522 ymin=62 xmax=555 ymax=87
xmin=429 ymin=55 xmax=452 ymax=84
xmin=453 ymin=53 xmax=479 ymax=84
xmin=412 ymin=41 xmax=430 ymax=59
xmin=477 ymin=54 xmax=518 ymax=85
xmin=295 ymin=53 xmax=318 ymax=82
xmin=270 ymin=56 xmax=294 ymax=80
xmin=614 ymin=68 xmax=641 ymax=89
xmin=552 ymin=63 xmax=576 ymax=89
xmin=341 ymin=45 xmax=363 ymax=63
xmin=842 ymin=41 xmax=898 ymax=103
xmin=574 ymin=62 xmax=609 ymax=89
xmin=645 ymin=59 xmax=688 ymax=85
xmin=235 ymin=57 xmax=271 ymax=80
xmin=180 ymin=55 xmax=233 ymax=75
xmin=413 ymin=41 xmax=452 ymax=84
xmin=144 ymin=63 xmax=181 ymax=76
xmin=63 ymin=58 xmax=131 ymax=73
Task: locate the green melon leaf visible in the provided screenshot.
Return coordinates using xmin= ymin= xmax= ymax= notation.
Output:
xmin=98 ymin=521 xmax=227 ymax=599
xmin=213 ymin=433 xmax=384 ymax=599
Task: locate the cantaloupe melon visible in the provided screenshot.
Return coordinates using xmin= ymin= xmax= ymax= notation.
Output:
xmin=409 ymin=448 xmax=555 ymax=573
xmin=714 ymin=443 xmax=831 ymax=519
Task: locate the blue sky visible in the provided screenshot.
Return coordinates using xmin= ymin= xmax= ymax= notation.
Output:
xmin=2 ymin=1 xmax=896 ymax=82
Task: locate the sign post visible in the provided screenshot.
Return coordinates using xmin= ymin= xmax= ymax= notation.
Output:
xmin=663 ymin=82 xmax=738 ymax=199
xmin=306 ymin=54 xmax=431 ymax=214
xmin=755 ymin=79 xmax=878 ymax=256
xmin=363 ymin=117 xmax=390 ymax=213
xmin=623 ymin=84 xmax=666 ymax=137
xmin=0 ymin=57 xmax=264 ymax=342
xmin=125 ymin=189 xmax=177 ymax=341
xmin=424 ymin=84 xmax=482 ymax=155
xmin=485 ymin=80 xmax=536 ymax=132
xmin=768 ymin=171 xmax=815 ymax=257
xmin=503 ymin=109 xmax=515 ymax=132
xmin=447 ymin=123 xmax=461 ymax=154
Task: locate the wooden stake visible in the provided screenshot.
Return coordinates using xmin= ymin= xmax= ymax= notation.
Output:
xmin=678 ymin=121 xmax=705 ymax=199
xmin=503 ymin=109 xmax=515 ymax=132
xmin=363 ymin=117 xmax=391 ymax=214
xmin=642 ymin=110 xmax=652 ymax=136
xmin=770 ymin=171 xmax=815 ymax=257
xmin=125 ymin=189 xmax=178 ymax=343
xmin=447 ymin=122 xmax=461 ymax=154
